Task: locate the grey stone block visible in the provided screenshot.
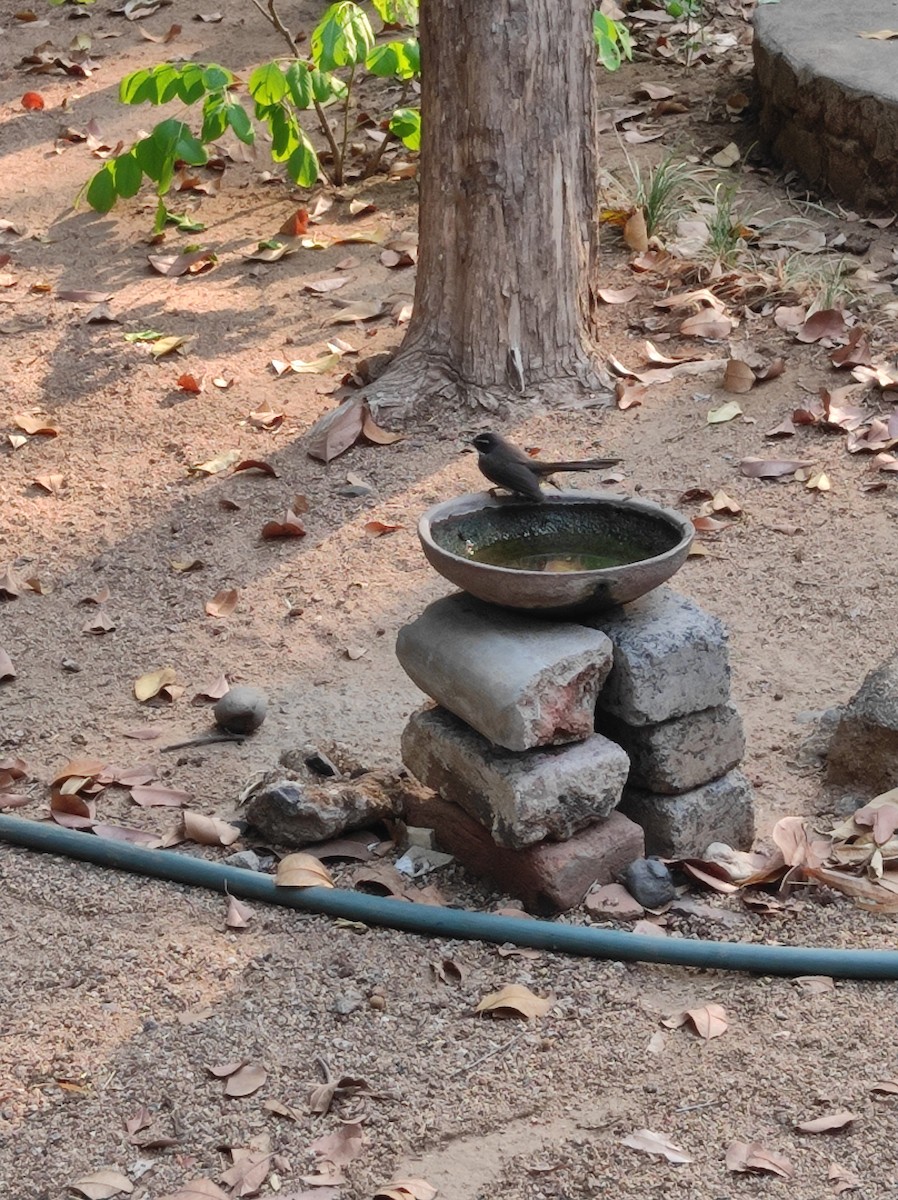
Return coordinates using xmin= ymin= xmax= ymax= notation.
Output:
xmin=396 ymin=593 xmax=613 ymax=751
xmin=620 ymin=769 xmax=756 ymax=858
xmin=588 ymin=587 xmax=731 ymax=726
xmin=828 ymin=652 xmax=898 ymax=793
xmin=401 ymin=704 xmax=630 ymax=849
xmin=598 ymin=702 xmax=745 ymax=794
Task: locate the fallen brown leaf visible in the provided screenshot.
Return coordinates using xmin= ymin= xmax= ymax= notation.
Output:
xmin=306 ymin=396 xmax=365 ymax=463
xmin=795 ymin=308 xmax=845 ymax=343
xmin=0 ymin=647 xmax=16 ymax=681
xmin=661 ymin=1002 xmax=728 ymax=1039
xmin=205 ymin=588 xmax=239 ymax=618
xmin=232 ymin=459 xmax=279 ymax=477
xmin=276 ymin=853 xmax=335 ymax=888
xmin=69 ymin=1170 xmax=134 ymax=1200
xmin=474 ymin=983 xmax=553 ymax=1019
xmin=621 ymin=1128 xmax=693 ymax=1164
xmin=261 ymin=511 xmax=307 ymax=539
xmin=725 ymin=1141 xmax=794 ymax=1178
xmin=373 ymin=1181 xmax=437 ymax=1200
xmin=182 ymin=810 xmax=241 ymax=847
xmin=225 ymin=894 xmax=253 ymax=928
xmin=795 ymin=1110 xmax=857 ymax=1133
xmin=740 ymin=457 xmax=813 ymax=479
xmin=309 ymin=1121 xmax=365 ymax=1166
xmin=364 ymin=520 xmax=403 ymax=536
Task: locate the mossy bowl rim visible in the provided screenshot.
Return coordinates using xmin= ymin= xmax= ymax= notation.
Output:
xmin=417 ymin=490 xmax=695 ymax=615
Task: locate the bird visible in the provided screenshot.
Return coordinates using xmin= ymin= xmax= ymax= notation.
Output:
xmin=470 ymin=431 xmax=620 ymax=502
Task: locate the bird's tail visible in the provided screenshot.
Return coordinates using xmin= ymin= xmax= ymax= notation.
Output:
xmin=539 ymin=457 xmax=621 ymax=472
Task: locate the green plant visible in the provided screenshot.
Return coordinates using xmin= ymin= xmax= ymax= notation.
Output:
xmin=593 ymin=10 xmax=632 ymax=71
xmin=627 ymin=151 xmax=702 ymax=237
xmin=82 ymin=0 xmax=420 ymax=229
xmin=700 ymin=182 xmax=750 ymax=267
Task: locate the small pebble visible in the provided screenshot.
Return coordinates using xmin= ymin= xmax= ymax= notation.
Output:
xmin=225 ymin=850 xmax=262 ymax=872
xmin=368 ymin=993 xmax=386 ymax=1011
xmin=623 ymin=857 xmax=676 ymax=908
xmin=213 ymin=685 xmax=268 ymax=733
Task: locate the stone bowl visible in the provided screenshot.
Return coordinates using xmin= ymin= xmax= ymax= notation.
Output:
xmin=417 ymin=491 xmax=694 ymax=617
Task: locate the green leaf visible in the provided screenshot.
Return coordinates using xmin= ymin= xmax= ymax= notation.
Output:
xmin=85 ymin=163 xmax=117 ymax=213
xmin=124 ymin=330 xmax=166 ymax=343
xmin=157 ymin=64 xmax=187 ymax=104
xmin=285 ymin=60 xmax=314 ymax=108
xmin=175 ymin=63 xmax=209 ymax=104
xmin=165 ymin=211 xmax=206 ymax=232
xmin=201 ymin=96 xmax=229 ymax=142
xmin=112 ymin=151 xmax=143 ymax=199
xmin=366 ymin=38 xmax=419 ymax=79
xmin=596 ymin=32 xmax=621 ymax=70
xmin=311 ymin=1 xmax=374 ymax=71
xmin=268 ymin=107 xmax=299 ymax=161
xmin=133 ymin=135 xmax=167 ymax=184
xmin=225 ymin=102 xmax=254 ymax=144
xmin=248 ymin=61 xmax=288 ymax=105
xmin=310 ymin=68 xmax=347 ymax=103
xmin=371 ymin=0 xmax=417 ymax=24
xmin=287 ymin=134 xmax=319 ymax=187
xmin=389 ymin=105 xmax=420 ymax=150
xmin=201 ymin=64 xmax=232 ymax=91
xmin=120 ymin=67 xmax=156 ymax=106
xmin=154 ymin=119 xmax=207 ymax=165
xmin=153 ymin=199 xmax=169 ymax=235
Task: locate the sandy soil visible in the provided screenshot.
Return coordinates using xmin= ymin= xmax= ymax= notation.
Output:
xmin=2 ymin=0 xmax=898 ymax=1196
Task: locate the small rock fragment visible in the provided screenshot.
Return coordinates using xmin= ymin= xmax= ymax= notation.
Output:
xmin=225 ymin=849 xmax=262 ymax=872
xmin=623 ymin=857 xmax=676 ymax=908
xmin=214 ymin=685 xmax=268 ymax=733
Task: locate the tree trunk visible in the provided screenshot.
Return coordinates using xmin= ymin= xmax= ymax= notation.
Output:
xmin=366 ymin=0 xmax=610 ymax=416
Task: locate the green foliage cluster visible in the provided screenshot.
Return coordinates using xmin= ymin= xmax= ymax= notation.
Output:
xmin=593 ymin=10 xmax=633 ymax=71
xmin=84 ymin=0 xmax=420 ymax=229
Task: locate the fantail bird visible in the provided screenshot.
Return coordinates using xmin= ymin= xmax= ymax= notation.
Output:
xmin=470 ymin=431 xmax=620 ymax=502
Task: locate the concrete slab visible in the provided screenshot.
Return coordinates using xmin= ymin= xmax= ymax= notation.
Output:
xmin=395 ymin=593 xmax=613 ymax=751
xmin=754 ymin=0 xmax=898 ymax=209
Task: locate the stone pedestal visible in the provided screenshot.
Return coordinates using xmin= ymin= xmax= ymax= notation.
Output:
xmin=396 ymin=587 xmax=754 ymax=911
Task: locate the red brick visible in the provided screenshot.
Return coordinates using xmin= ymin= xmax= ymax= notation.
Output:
xmin=401 ymin=790 xmax=644 ymax=914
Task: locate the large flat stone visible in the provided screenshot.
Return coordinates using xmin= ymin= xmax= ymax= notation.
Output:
xmin=828 ymin=651 xmax=898 ymax=793
xmin=620 ymin=770 xmax=755 ymax=858
xmin=588 ymin=588 xmax=731 ymax=726
xmin=598 ymin=702 xmax=745 ymax=794
xmin=754 ymin=0 xmax=898 ymax=210
xmin=395 ymin=593 xmax=613 ymax=751
xmin=401 ymin=704 xmax=630 ymax=849
xmin=401 ymin=789 xmax=645 ymax=914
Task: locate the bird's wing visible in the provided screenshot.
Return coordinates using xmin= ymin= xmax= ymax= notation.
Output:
xmin=479 ymin=455 xmax=545 ymax=501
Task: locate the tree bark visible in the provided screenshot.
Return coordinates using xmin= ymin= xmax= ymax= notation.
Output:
xmin=366 ymin=0 xmax=611 ymax=416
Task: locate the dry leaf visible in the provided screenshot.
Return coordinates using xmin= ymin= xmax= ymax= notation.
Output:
xmin=306 ymin=397 xmax=365 ymax=463
xmin=13 ymin=413 xmax=58 ymax=436
xmin=178 ymin=373 xmax=203 ymax=393
xmin=725 ymin=1141 xmax=794 ymax=1178
xmin=261 ymin=511 xmax=306 ymax=539
xmin=309 ymin=1121 xmax=365 ymax=1166
xmin=262 ymin=1097 xmax=303 ymax=1120
xmin=279 ymin=208 xmax=309 ymax=235
xmin=597 ymin=286 xmax=638 ymax=304
xmin=191 ymin=450 xmax=241 ymax=475
xmin=796 ymin=308 xmax=845 ymax=343
xmin=361 ymin=411 xmax=404 ymax=445
xmin=326 ymin=300 xmax=383 ymax=324
xmin=681 ymin=312 xmax=734 ymax=339
xmin=623 ymin=209 xmax=649 ymax=252
xmin=829 ymin=1162 xmax=862 ymax=1194
xmin=276 ymin=852 xmax=335 ymax=888
xmin=0 ymin=647 xmax=16 ymax=681
xmin=130 ymin=783 xmax=190 ymax=808
xmin=740 ymin=457 xmax=812 ymax=479
xmin=193 ymin=674 xmax=230 ymax=702
xmin=69 ymin=1170 xmax=134 ymax=1199
xmin=373 ymin=1181 xmax=437 ymax=1200
xmin=134 ymin=667 xmax=177 ymax=701
xmin=147 ymin=249 xmax=216 ymax=277
xmin=232 ymin=459 xmax=279 ymax=477
xmin=707 ymin=400 xmax=742 ymax=424
xmin=806 ymin=471 xmax=831 ymax=492
xmin=723 ymin=359 xmax=755 ymax=394
xmin=772 ymin=815 xmax=831 ymax=867
xmin=621 ymin=1129 xmax=692 ymax=1164
xmin=474 ymin=984 xmax=553 ymax=1019
xmin=304 ymin=276 xmax=349 ymax=294
xmin=182 ymin=810 xmax=241 ymax=846
xmin=217 ymin=1061 xmax=267 ymax=1097
xmin=870 ymin=1079 xmax=898 ymax=1094
xmin=859 ymin=28 xmax=898 ymax=38
xmin=157 ymin=1181 xmax=230 ymax=1200
xmin=205 ymin=588 xmax=239 ymax=618
xmin=364 ymin=520 xmax=403 ymax=536
xmin=615 ymin=380 xmax=646 ymax=410
xmin=795 ymin=1111 xmax=857 ymax=1133
xmin=710 ymin=490 xmax=741 ymax=515
xmin=83 ymin=609 xmax=116 ymax=635
xmin=33 ymin=473 xmax=66 ymax=495
xmin=225 ymin=895 xmax=253 ymax=928
xmin=711 ymin=141 xmax=740 ymax=167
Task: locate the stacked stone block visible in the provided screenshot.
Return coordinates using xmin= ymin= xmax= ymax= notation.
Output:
xmin=396 ymin=588 xmax=754 ymax=911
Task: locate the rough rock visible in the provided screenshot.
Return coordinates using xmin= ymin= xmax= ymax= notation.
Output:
xmin=396 ymin=593 xmax=614 ymax=751
xmin=588 ymin=587 xmax=731 ymax=726
xmin=598 ymin=702 xmax=745 ymax=794
xmin=754 ymin=0 xmax=898 ymax=210
xmin=620 ymin=770 xmax=756 ymax=858
xmin=245 ymin=773 xmax=398 ymax=846
xmin=828 ymin=652 xmax=898 ymax=793
xmin=401 ymin=789 xmax=645 ymax=914
xmin=401 ymin=704 xmax=630 ymax=849
xmin=213 ymin=685 xmax=268 ymax=734
xmin=623 ymin=857 xmax=676 ymax=908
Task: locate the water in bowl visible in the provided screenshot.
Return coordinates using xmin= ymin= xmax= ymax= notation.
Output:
xmin=464 ymin=532 xmax=649 ymax=573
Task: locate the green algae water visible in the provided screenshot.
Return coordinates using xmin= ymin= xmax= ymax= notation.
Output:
xmin=465 ymin=532 xmax=649 ymax=572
